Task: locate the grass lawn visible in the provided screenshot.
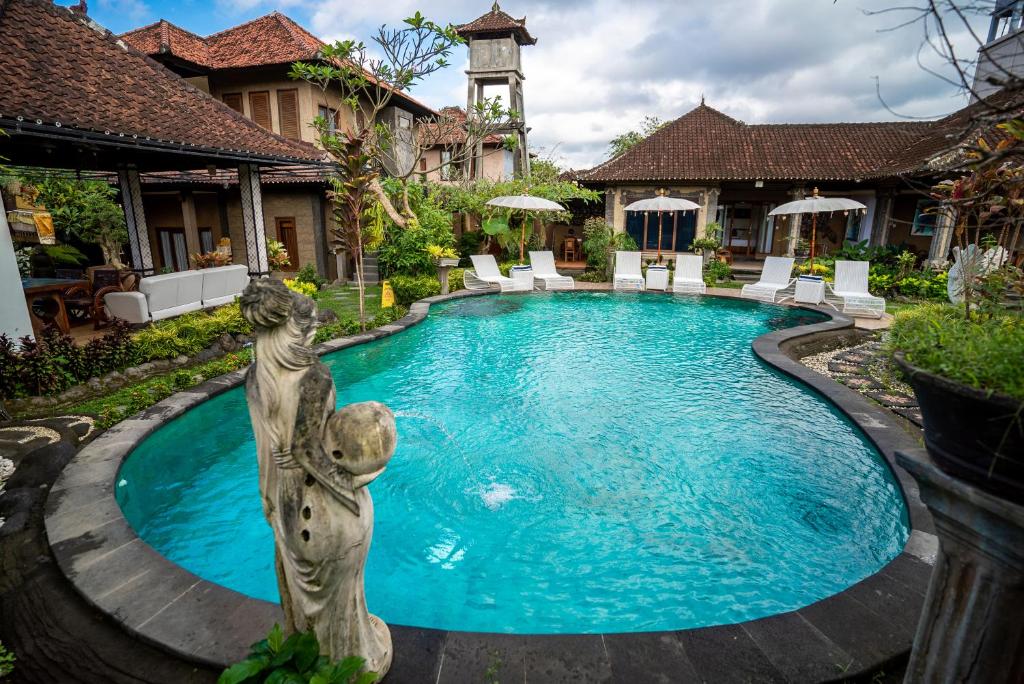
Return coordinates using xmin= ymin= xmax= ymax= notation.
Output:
xmin=317 ymin=284 xmax=384 ymax=319
xmin=886 ymin=298 xmax=937 ymax=316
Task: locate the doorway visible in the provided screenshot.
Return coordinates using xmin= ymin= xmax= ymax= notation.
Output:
xmin=276 ymin=217 xmax=299 ymax=270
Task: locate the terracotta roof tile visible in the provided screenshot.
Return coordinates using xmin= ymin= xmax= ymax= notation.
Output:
xmin=582 ymin=103 xmax=930 ymax=183
xmin=0 ymin=0 xmax=320 ymax=163
xmin=121 ymin=19 xmax=210 ymax=66
xmin=457 ymin=3 xmax=536 ymax=45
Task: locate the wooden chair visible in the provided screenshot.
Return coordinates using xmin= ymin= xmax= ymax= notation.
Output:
xmin=64 ymin=269 xmax=136 ymax=329
xmin=563 ymin=237 xmax=577 ymax=262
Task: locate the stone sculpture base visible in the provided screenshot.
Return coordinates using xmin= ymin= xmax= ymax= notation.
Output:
xmin=896 ymin=448 xmax=1024 ymax=683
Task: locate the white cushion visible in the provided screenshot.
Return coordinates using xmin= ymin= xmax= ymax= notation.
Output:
xmin=137 ymin=270 xmax=205 ymax=316
xmin=201 ymin=265 xmax=249 ymax=306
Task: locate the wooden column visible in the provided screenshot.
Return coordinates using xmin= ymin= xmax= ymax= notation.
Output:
xmin=238 ymin=163 xmax=269 ymax=277
xmin=118 ymin=169 xmax=155 ymax=275
xmin=180 ymin=190 xmax=201 ymax=267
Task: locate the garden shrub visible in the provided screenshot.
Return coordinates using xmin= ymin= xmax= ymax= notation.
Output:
xmin=0 ymin=322 xmax=136 ymax=398
xmin=312 ymin=306 xmax=408 ymax=344
xmin=888 ymin=303 xmax=1024 ymax=400
xmin=284 ymin=278 xmax=320 ymax=299
xmin=582 ymin=218 xmax=637 ymax=279
xmin=295 ymin=263 xmax=327 ymax=290
xmin=388 ymin=274 xmax=441 ymax=306
xmin=704 ymin=259 xmax=732 ymax=286
xmin=132 ymin=303 xmax=251 ymax=362
xmin=448 ymin=268 xmax=465 ymax=292
xmin=376 ymin=182 xmax=456 ymax=277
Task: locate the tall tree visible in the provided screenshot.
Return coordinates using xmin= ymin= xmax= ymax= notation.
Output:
xmin=607 ymin=116 xmax=667 ymax=159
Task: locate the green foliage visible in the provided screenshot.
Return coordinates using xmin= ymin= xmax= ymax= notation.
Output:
xmin=388 ymin=274 xmax=441 ymax=305
xmin=0 ymin=322 xmax=136 ymax=398
xmin=19 ymin=175 xmax=128 ymax=266
xmin=42 ymin=244 xmax=89 ymax=266
xmin=434 ymin=176 xmax=599 ymax=228
xmin=457 ymin=231 xmax=483 ymax=261
xmin=313 ymin=306 xmax=407 ymax=344
xmin=218 ymin=624 xmax=378 ymax=684
xmin=70 ymin=351 xmax=251 ymax=429
xmin=889 ymin=303 xmax=1024 ymax=401
xmin=576 ymin=270 xmax=608 ymax=283
xmin=295 ymin=264 xmax=327 ymax=290
xmin=704 ymin=259 xmax=732 ymax=287
xmin=132 ymin=303 xmax=251 ymax=363
xmin=581 ymin=217 xmax=637 ymax=279
xmin=447 ymin=268 xmax=465 ymax=292
xmin=376 ymin=181 xmax=456 ymax=277
xmin=284 ymin=279 xmax=321 ymax=299
xmin=607 ymin=115 xmax=667 ymax=159
xmin=0 ymin=639 xmax=14 ymax=678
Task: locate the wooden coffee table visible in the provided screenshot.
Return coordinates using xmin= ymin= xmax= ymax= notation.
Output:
xmin=22 ymin=277 xmax=87 ymax=336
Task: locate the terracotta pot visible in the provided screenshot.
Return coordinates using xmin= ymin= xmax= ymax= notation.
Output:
xmin=895 ymin=352 xmax=1024 ymax=504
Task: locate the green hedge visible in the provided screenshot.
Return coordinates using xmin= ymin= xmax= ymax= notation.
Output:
xmin=133 ymin=303 xmax=251 ymax=362
xmin=389 ymin=274 xmax=441 ymax=306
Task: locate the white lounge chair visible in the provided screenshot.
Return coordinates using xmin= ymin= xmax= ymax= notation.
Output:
xmin=671 ymin=254 xmax=706 ymax=294
xmin=827 ymin=260 xmax=886 ymax=318
xmin=613 ymin=251 xmax=645 ymax=291
xmin=464 ymin=254 xmax=518 ymax=292
xmin=740 ymin=256 xmax=796 ymax=302
xmin=528 ymin=251 xmax=575 ymax=290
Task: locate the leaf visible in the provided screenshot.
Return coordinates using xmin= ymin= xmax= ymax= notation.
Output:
xmin=482 ymin=216 xmax=509 ymax=236
xmin=293 ymin=631 xmax=321 ymax=673
xmin=217 ymin=656 xmax=270 ymax=684
xmin=267 ymin=623 xmax=285 ymax=654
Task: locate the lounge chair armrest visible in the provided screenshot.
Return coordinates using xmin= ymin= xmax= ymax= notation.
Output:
xmin=103 ymin=291 xmax=150 ymax=324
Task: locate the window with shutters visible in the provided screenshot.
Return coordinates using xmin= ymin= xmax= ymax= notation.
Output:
xmin=278 ymin=89 xmax=300 ymax=140
xmin=222 ymin=93 xmax=243 ymax=114
xmin=248 ymin=91 xmax=272 ymax=130
xmin=317 ymin=105 xmax=338 ymax=134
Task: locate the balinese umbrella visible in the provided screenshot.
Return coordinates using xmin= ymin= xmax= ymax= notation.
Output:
xmin=768 ymin=188 xmax=866 ymax=271
xmin=485 ymin=194 xmax=568 ymax=262
xmin=623 ymin=192 xmax=701 ymax=261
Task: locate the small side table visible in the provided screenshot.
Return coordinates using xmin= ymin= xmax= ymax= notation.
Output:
xmin=793 ymin=276 xmax=825 ymax=305
xmin=646 ymin=265 xmax=669 ymax=291
xmin=509 ymin=265 xmax=534 ymax=292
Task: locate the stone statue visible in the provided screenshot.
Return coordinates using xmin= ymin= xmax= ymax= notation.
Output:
xmin=239 ymin=279 xmax=395 ymax=676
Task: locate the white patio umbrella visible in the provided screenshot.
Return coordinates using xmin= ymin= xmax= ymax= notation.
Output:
xmin=623 ymin=192 xmax=701 ymax=261
xmin=768 ymin=187 xmax=866 ymax=271
xmin=486 ymin=194 xmax=567 ymax=262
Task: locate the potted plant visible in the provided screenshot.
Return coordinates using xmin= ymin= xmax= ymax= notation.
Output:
xmin=426 ymin=243 xmax=459 ymax=268
xmin=890 ymin=303 xmax=1023 ymax=503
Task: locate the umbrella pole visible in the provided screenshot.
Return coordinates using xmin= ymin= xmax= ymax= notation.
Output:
xmin=809 ymin=212 xmax=817 ymax=272
xmin=657 ymin=211 xmax=663 ymax=262
xmin=520 ymin=210 xmax=526 ymax=263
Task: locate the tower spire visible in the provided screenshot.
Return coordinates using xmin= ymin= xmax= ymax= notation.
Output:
xmin=492 ymin=1 xmax=500 ymax=10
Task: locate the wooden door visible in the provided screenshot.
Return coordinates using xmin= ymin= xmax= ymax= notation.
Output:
xmin=276 ymin=218 xmax=299 ymax=270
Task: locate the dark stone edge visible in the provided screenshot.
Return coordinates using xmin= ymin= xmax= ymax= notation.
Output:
xmin=44 ymin=289 xmax=934 ymax=682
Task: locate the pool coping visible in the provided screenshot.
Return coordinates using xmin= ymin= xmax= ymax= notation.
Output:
xmin=44 ymin=288 xmax=936 ymax=683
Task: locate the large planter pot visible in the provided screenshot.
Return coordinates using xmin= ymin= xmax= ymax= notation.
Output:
xmin=895 ymin=352 xmax=1024 ymax=504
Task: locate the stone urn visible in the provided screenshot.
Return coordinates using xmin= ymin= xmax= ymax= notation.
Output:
xmin=435 ymin=257 xmax=461 ymax=295
xmin=895 ymin=352 xmax=1024 ymax=505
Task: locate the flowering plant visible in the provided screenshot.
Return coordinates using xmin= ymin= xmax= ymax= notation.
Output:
xmin=425 ymin=244 xmax=458 ymax=260
xmin=267 ymin=239 xmax=291 ymax=271
xmin=283 ymin=278 xmax=319 ymax=299
xmin=192 ymin=251 xmax=232 ymax=269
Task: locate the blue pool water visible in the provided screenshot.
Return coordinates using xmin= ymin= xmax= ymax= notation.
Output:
xmin=116 ymin=293 xmax=908 ymax=634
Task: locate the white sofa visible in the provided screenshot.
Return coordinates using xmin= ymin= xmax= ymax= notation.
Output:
xmin=104 ymin=265 xmax=250 ymax=324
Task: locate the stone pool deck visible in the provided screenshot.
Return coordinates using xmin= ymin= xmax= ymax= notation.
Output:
xmin=41 ymin=288 xmax=936 ymax=683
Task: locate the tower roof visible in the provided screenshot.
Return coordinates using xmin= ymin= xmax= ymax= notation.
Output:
xmin=457 ymin=2 xmax=536 ymax=45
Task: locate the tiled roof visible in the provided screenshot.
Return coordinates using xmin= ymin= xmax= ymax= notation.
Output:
xmin=457 ymin=2 xmax=536 ymax=45
xmin=122 ymin=12 xmax=320 ymax=69
xmin=0 ymin=0 xmax=320 ymax=163
xmin=582 ymin=104 xmax=929 ymax=183
xmin=422 ymin=106 xmax=504 ymax=145
xmin=121 ymin=13 xmax=436 ymax=117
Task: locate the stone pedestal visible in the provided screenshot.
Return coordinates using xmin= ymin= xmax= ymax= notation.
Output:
xmin=436 ymin=258 xmax=459 ymax=295
xmin=896 ymin=448 xmax=1024 ymax=683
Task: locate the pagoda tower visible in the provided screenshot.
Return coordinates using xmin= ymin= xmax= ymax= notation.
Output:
xmin=456 ymin=2 xmax=536 ymax=177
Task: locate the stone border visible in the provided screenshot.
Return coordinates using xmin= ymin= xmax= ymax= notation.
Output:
xmin=45 ymin=289 xmax=936 ymax=682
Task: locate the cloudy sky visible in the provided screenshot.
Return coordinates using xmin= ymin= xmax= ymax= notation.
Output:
xmin=87 ymin=0 xmax=991 ymax=169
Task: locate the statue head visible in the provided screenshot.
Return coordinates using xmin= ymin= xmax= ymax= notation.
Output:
xmin=240 ymin=279 xmax=318 ymax=370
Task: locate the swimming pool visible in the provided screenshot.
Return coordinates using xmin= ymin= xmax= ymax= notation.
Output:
xmin=116 ymin=292 xmax=908 ymax=634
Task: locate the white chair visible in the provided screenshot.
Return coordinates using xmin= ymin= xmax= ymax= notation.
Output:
xmin=740 ymin=256 xmax=796 ymax=302
xmin=672 ymin=254 xmax=706 ymax=294
xmin=613 ymin=251 xmax=645 ymax=291
xmin=827 ymin=260 xmax=886 ymax=318
xmin=528 ymin=251 xmax=575 ymax=290
xmin=464 ymin=254 xmax=517 ymax=292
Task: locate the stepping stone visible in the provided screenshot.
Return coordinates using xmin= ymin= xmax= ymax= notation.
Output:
xmin=841 ymin=376 xmax=884 ymax=391
xmin=836 ymin=351 xmax=871 ymax=364
xmin=891 ymin=407 xmax=924 ymax=428
xmin=828 ymin=361 xmax=863 ymax=375
xmin=865 ymin=390 xmax=918 ymax=409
